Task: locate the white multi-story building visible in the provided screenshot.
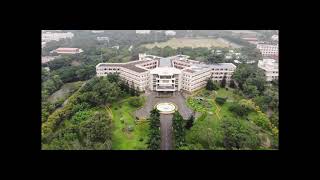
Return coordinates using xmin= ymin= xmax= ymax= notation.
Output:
xmin=258 ymin=59 xmax=278 ymax=81
xmin=257 ymin=43 xmax=278 ymax=57
xmin=42 ymin=32 xmax=74 ymax=42
xmin=51 ymin=48 xmax=83 ymax=54
xmin=96 ymin=54 xmax=236 ymax=92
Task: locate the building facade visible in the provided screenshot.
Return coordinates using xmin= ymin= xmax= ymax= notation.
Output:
xmin=257 ymin=43 xmax=278 ymax=57
xmin=258 ymin=59 xmax=279 ymax=81
xmin=96 ymin=54 xmax=236 ymax=92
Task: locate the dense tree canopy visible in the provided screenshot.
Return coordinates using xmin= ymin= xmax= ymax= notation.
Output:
xmin=172 ymin=111 xmax=186 ymax=149
xmin=147 ymin=109 xmax=161 ymax=150
xmin=221 ymin=118 xmax=260 ymax=150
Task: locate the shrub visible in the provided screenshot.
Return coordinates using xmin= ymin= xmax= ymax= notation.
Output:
xmin=238 ymin=99 xmax=256 ymax=111
xmin=215 ymin=97 xmax=227 ymax=105
xmin=139 ymin=138 xmax=144 ymax=142
xmin=128 ymin=96 xmax=143 ymax=107
xmin=228 ymin=103 xmax=249 ymax=117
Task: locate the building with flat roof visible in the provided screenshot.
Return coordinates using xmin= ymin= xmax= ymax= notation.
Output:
xmin=51 ymin=48 xmax=83 ymax=54
xmin=258 ymin=59 xmax=278 ymax=81
xmin=42 ymin=56 xmax=60 ymax=64
xmin=42 ymin=32 xmax=74 ymax=42
xmin=96 ymin=54 xmax=236 ymax=92
xmin=136 ymin=30 xmax=151 ymax=34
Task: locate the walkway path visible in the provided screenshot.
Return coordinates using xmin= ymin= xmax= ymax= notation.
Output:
xmin=160 ymin=114 xmax=173 ymax=150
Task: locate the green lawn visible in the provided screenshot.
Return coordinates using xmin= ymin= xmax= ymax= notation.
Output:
xmin=110 ymin=96 xmax=149 ymax=150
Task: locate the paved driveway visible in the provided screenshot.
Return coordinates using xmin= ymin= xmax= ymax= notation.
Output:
xmin=135 ymin=91 xmax=193 ymax=150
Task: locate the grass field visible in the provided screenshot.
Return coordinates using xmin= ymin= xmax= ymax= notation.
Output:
xmin=48 ymin=81 xmax=84 ymax=104
xmin=110 ymin=96 xmax=149 ymax=150
xmin=142 ymin=37 xmax=234 ymax=49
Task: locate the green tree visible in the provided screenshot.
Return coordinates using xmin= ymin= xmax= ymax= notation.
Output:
xmin=221 ymin=118 xmax=260 ymax=150
xmin=79 ymin=111 xmax=113 ymax=149
xmin=107 ymin=73 xmax=120 ymax=83
xmin=206 ymin=79 xmax=214 ymax=91
xmin=128 ymin=96 xmax=143 ymax=107
xmin=172 ymin=111 xmax=186 ymax=149
xmin=185 ymin=115 xmax=194 ymax=130
xmin=228 ymin=103 xmax=250 ymax=117
xmin=243 ymin=83 xmax=259 ymax=98
xmin=147 ymin=109 xmax=161 ymax=150
xmin=229 ymin=79 xmax=236 ymax=88
xmin=220 ymin=75 xmax=227 ymax=88
xmin=215 ymin=97 xmax=227 ymax=105
xmin=130 ymin=81 xmax=136 ymax=96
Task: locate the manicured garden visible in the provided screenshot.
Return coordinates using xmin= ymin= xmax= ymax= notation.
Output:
xmin=184 ymin=87 xmax=277 ymax=149
xmin=110 ymin=96 xmax=149 ymax=150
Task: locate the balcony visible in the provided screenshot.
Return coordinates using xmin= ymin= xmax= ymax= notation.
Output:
xmin=156 ymin=85 xmax=175 ymax=91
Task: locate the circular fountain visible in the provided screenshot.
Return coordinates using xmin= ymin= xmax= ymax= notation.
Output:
xmin=155 ymin=102 xmax=177 ymax=114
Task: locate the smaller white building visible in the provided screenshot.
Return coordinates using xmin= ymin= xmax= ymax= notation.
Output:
xmin=258 ymin=59 xmax=278 ymax=81
xmin=112 ymin=46 xmax=119 ymax=50
xmin=42 ymin=56 xmax=60 ymax=64
xmin=165 ymin=30 xmax=176 ymax=36
xmin=42 ymin=42 xmax=46 ymax=49
xmin=97 ymin=36 xmax=109 ymax=41
xmin=136 ymin=30 xmax=151 ymax=34
xmin=92 ymin=30 xmax=104 ymax=33
xmin=271 ymin=35 xmax=278 ymax=41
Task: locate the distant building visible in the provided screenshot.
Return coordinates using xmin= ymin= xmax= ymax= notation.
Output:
xmin=112 ymin=46 xmax=119 ymax=50
xmin=51 ymin=48 xmax=83 ymax=54
xmin=258 ymin=59 xmax=278 ymax=81
xmin=242 ymin=37 xmax=258 ymax=45
xmin=42 ymin=56 xmax=60 ymax=64
xmin=91 ymin=30 xmax=104 ymax=33
xmin=234 ymin=60 xmax=241 ymax=64
xmin=136 ymin=30 xmax=151 ymax=34
xmin=271 ymin=35 xmax=278 ymax=41
xmin=42 ymin=32 xmax=74 ymax=42
xmin=42 ymin=42 xmax=46 ymax=49
xmin=165 ymin=30 xmax=176 ymax=36
xmin=257 ymin=43 xmax=278 ymax=57
xmin=215 ymin=50 xmax=222 ymax=55
xmin=97 ymin=36 xmax=109 ymax=41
